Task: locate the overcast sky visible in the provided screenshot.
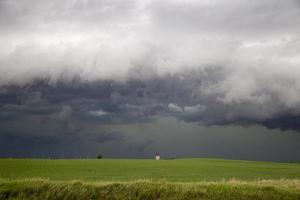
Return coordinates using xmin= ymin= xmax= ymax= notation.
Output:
xmin=1 ymin=0 xmax=300 ymax=161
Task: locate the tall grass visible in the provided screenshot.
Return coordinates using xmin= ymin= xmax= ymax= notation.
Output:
xmin=1 ymin=179 xmax=300 ymax=200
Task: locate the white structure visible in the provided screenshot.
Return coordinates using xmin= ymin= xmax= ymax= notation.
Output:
xmin=155 ymin=153 xmax=160 ymax=160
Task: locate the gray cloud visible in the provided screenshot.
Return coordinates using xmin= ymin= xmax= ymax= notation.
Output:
xmin=53 ymin=105 xmax=73 ymax=130
xmin=0 ymin=0 xmax=299 ymax=85
xmin=1 ymin=0 xmax=300 ymax=159
xmin=1 ymin=74 xmax=300 ymax=132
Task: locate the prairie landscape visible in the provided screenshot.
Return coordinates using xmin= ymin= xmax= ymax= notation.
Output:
xmin=1 ymin=0 xmax=300 ymax=199
xmin=1 ymin=158 xmax=300 ymax=199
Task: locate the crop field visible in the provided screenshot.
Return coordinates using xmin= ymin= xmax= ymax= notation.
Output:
xmin=1 ymin=158 xmax=300 ymax=199
xmin=1 ymin=158 xmax=300 ymax=181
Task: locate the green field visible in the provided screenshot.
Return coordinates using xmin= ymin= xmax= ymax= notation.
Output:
xmin=1 ymin=158 xmax=300 ymax=199
xmin=1 ymin=158 xmax=300 ymax=181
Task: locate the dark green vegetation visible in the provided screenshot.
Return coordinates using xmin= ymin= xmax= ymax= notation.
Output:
xmin=1 ymin=158 xmax=300 ymax=199
xmin=1 ymin=179 xmax=300 ymax=200
xmin=1 ymin=158 xmax=300 ymax=181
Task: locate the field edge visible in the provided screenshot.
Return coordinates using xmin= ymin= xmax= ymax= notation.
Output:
xmin=1 ymin=179 xmax=300 ymax=200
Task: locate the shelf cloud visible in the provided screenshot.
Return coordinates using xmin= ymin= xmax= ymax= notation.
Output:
xmin=1 ymin=0 xmax=300 ymax=159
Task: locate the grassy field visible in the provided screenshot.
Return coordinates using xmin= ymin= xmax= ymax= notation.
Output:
xmin=1 ymin=158 xmax=300 ymax=199
xmin=1 ymin=158 xmax=300 ymax=181
xmin=1 ymin=179 xmax=300 ymax=200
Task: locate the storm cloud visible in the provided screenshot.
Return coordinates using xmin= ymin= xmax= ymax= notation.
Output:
xmin=1 ymin=0 xmax=300 ymax=159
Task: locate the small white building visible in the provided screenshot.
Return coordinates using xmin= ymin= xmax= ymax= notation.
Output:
xmin=155 ymin=153 xmax=160 ymax=160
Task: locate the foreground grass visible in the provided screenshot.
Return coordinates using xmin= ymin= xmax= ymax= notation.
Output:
xmin=1 ymin=179 xmax=300 ymax=200
xmin=2 ymin=159 xmax=300 ymax=199
xmin=1 ymin=158 xmax=300 ymax=181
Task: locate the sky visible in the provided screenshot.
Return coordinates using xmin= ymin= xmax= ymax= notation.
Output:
xmin=1 ymin=0 xmax=300 ymax=161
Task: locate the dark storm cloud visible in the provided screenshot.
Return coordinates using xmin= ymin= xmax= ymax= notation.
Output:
xmin=1 ymin=71 xmax=300 ymax=132
xmin=0 ymin=129 xmax=123 ymax=158
xmin=91 ymin=131 xmax=124 ymax=144
xmin=261 ymin=115 xmax=300 ymax=132
xmin=1 ymin=0 xmax=300 ymax=158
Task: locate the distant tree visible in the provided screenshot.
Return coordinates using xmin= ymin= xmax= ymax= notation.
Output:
xmin=97 ymin=154 xmax=103 ymax=159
